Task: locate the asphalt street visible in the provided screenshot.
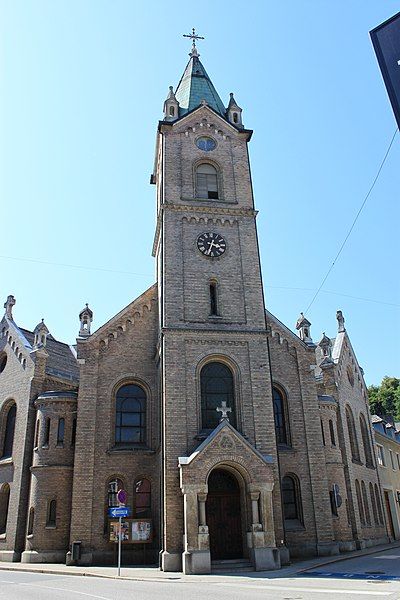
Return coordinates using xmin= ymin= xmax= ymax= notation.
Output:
xmin=0 ymin=546 xmax=399 ymax=600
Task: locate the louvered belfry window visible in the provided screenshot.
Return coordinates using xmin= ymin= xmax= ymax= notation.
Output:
xmin=196 ymin=164 xmax=219 ymax=199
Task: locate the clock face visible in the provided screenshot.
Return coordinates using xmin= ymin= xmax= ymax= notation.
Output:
xmin=197 ymin=232 xmax=226 ymax=258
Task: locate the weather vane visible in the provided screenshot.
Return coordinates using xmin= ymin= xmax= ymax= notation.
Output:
xmin=183 ymin=28 xmax=205 ymax=47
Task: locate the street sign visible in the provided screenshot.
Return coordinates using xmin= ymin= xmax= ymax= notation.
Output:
xmin=108 ymin=506 xmax=131 ymax=518
xmin=117 ymin=489 xmax=127 ymax=505
xmin=370 ymin=12 xmax=400 ymax=129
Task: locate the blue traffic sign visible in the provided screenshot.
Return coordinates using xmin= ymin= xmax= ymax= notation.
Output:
xmin=108 ymin=507 xmax=131 ymax=518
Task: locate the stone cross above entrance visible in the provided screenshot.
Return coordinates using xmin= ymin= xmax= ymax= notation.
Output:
xmin=216 ymin=401 xmax=231 ymax=422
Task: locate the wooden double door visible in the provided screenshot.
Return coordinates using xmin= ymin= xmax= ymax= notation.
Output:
xmin=206 ymin=469 xmax=243 ymax=560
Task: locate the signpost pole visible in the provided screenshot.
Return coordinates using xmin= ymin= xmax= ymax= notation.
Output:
xmin=118 ymin=515 xmax=122 ymax=577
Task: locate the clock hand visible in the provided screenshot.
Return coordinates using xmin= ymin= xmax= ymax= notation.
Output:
xmin=206 ymin=240 xmax=216 ymax=255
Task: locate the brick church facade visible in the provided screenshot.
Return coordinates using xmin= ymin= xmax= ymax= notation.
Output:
xmin=0 ymin=40 xmax=388 ymax=573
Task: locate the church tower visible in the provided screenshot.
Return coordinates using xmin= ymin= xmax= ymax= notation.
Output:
xmin=152 ymin=33 xmax=283 ymax=574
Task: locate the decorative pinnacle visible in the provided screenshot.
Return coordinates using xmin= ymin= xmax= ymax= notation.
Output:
xmin=183 ymin=28 xmax=205 ymax=57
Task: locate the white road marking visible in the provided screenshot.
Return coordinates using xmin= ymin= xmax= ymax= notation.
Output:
xmin=216 ymin=582 xmax=392 ymax=596
xmin=368 ymin=555 xmax=400 ymax=560
xmin=19 ymin=583 xmax=111 ymax=599
xmin=0 ymin=580 xmax=16 ymax=583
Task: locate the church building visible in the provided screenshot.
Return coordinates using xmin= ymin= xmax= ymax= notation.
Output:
xmin=0 ymin=36 xmax=388 ymax=573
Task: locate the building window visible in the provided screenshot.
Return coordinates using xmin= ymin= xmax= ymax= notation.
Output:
xmin=355 ymin=479 xmax=365 ymax=526
xmin=370 ymin=482 xmax=379 ymax=525
xmin=1 ymin=403 xmax=16 ymax=459
xmin=329 ymin=419 xmax=336 ymax=446
xmin=233 ymin=112 xmax=238 ymax=123
xmin=0 ymin=352 xmax=7 ymax=373
xmin=390 ymin=449 xmax=396 ymax=470
xmin=46 ymin=499 xmax=57 ymax=527
xmin=57 ymin=418 xmax=65 ymax=445
xmin=115 ymin=384 xmax=146 ymax=445
xmin=104 ymin=478 xmax=124 ymax=534
xmin=34 ymin=418 xmax=40 ymax=448
xmin=273 ymin=387 xmax=289 ymax=445
xmin=376 ymin=444 xmax=385 ymax=467
xmin=27 ymin=507 xmax=34 ymax=535
xmin=71 ymin=418 xmax=77 ymax=446
xmin=169 ymin=106 xmax=175 ymax=116
xmin=209 ymin=280 xmax=218 ymax=316
xmin=397 ymin=454 xmax=400 ymax=470
xmin=360 ymin=414 xmax=373 ymax=467
xmin=134 ymin=479 xmax=151 ymax=518
xmin=0 ymin=483 xmax=10 ymax=535
xmin=282 ymin=475 xmax=302 ymax=524
xmin=345 ymin=406 xmax=360 ymax=462
xmin=321 ymin=419 xmax=326 ymax=446
xmin=196 ymin=163 xmax=219 ymax=199
xmin=42 ymin=418 xmax=50 ymax=447
xmin=200 ymin=362 xmax=236 ymax=430
xmin=374 ymin=483 xmax=384 ymax=525
xmin=361 ymin=481 xmax=371 ymax=525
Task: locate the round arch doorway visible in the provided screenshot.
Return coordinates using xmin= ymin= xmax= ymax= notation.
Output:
xmin=206 ymin=469 xmax=243 ymax=560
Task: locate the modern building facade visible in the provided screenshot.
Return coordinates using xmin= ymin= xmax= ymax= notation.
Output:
xmin=372 ymin=415 xmax=400 ymax=540
xmin=0 ymin=40 xmax=389 ymax=573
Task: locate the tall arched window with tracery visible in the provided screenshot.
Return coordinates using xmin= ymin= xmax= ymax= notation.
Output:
xmin=1 ymin=403 xmax=16 ymax=459
xmin=355 ymin=479 xmax=365 ymax=525
xmin=196 ymin=163 xmax=219 ymax=199
xmin=282 ymin=475 xmax=303 ymax=525
xmin=200 ymin=362 xmax=236 ymax=430
xmin=359 ymin=414 xmax=374 ymax=467
xmin=345 ymin=406 xmax=360 ymax=462
xmin=273 ymin=387 xmax=290 ymax=445
xmin=115 ymin=384 xmax=146 ymax=445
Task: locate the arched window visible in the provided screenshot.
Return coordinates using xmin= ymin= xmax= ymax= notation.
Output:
xmin=71 ymin=418 xmax=77 ymax=446
xmin=115 ymin=384 xmax=146 ymax=445
xmin=209 ymin=280 xmax=218 ymax=316
xmin=46 ymin=499 xmax=57 ymax=527
xmin=355 ymin=479 xmax=365 ymax=525
xmin=27 ymin=507 xmax=34 ymax=535
xmin=321 ymin=419 xmax=326 ymax=446
xmin=345 ymin=406 xmax=360 ymax=462
xmin=200 ymin=362 xmax=235 ymax=430
xmin=42 ymin=418 xmax=50 ymax=447
xmin=329 ymin=420 xmax=336 ymax=446
xmin=169 ymin=106 xmax=175 ymax=116
xmin=196 ymin=163 xmax=219 ymax=199
xmin=369 ymin=482 xmax=379 ymax=525
xmin=0 ymin=483 xmax=10 ymax=534
xmin=282 ymin=475 xmax=302 ymax=524
xmin=57 ymin=418 xmax=65 ymax=445
xmin=360 ymin=414 xmax=373 ymax=467
xmin=1 ymin=403 xmax=16 ymax=459
xmin=273 ymin=387 xmax=289 ymax=445
xmin=374 ymin=484 xmax=384 ymax=525
xmin=34 ymin=418 xmax=40 ymax=448
xmin=361 ymin=481 xmax=371 ymax=525
xmin=134 ymin=479 xmax=151 ymax=518
xmin=233 ymin=112 xmax=238 ymax=124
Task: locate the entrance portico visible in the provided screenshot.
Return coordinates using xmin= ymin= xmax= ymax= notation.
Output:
xmin=178 ymin=420 xmax=280 ymax=574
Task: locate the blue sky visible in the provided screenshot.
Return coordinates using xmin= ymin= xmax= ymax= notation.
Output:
xmin=1 ymin=1 xmax=399 ymax=385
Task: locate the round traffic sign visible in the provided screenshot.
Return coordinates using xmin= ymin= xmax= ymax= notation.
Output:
xmin=117 ymin=489 xmax=127 ymax=505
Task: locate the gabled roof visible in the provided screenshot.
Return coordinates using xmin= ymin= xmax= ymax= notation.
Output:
xmin=175 ymin=55 xmax=226 ymax=118
xmin=20 ymin=328 xmax=79 ymax=382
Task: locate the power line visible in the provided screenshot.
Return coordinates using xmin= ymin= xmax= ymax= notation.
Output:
xmin=0 ymin=254 xmax=152 ymax=277
xmin=304 ymin=127 xmax=399 ymax=316
xmin=267 ymin=285 xmax=400 ymax=308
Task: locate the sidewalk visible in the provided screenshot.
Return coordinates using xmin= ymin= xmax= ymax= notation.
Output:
xmin=0 ymin=541 xmax=399 ymax=582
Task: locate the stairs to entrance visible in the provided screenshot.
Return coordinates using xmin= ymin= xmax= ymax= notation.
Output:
xmin=211 ymin=558 xmax=254 ymax=573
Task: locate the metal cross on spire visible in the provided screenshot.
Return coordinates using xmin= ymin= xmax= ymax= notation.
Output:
xmin=183 ymin=28 xmax=205 ymax=47
xmin=216 ymin=401 xmax=232 ymax=423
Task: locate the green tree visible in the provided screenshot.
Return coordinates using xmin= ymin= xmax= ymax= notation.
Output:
xmin=368 ymin=376 xmax=400 ymax=420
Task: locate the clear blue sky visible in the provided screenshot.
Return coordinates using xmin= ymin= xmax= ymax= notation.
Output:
xmin=1 ymin=1 xmax=399 ymax=386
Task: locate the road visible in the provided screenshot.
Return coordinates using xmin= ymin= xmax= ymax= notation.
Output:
xmin=0 ymin=546 xmax=399 ymax=600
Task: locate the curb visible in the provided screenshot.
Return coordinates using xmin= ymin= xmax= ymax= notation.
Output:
xmin=0 ymin=542 xmax=399 ymax=582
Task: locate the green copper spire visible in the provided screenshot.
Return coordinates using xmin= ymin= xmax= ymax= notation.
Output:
xmin=175 ymin=32 xmax=226 ymax=118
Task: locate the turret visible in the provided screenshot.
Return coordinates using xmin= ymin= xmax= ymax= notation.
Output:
xmin=227 ymin=93 xmax=243 ymax=128
xmin=296 ymin=312 xmax=313 ymax=345
xmin=78 ymin=304 xmax=93 ymax=338
xmin=163 ymin=86 xmax=179 ymax=121
xmin=33 ymin=319 xmax=49 ymax=349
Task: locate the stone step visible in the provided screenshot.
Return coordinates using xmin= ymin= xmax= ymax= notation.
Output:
xmin=211 ymin=559 xmax=254 ymax=573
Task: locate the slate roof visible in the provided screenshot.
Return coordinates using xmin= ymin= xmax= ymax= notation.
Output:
xmin=20 ymin=328 xmax=79 ymax=383
xmin=175 ymin=55 xmax=226 ymax=118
